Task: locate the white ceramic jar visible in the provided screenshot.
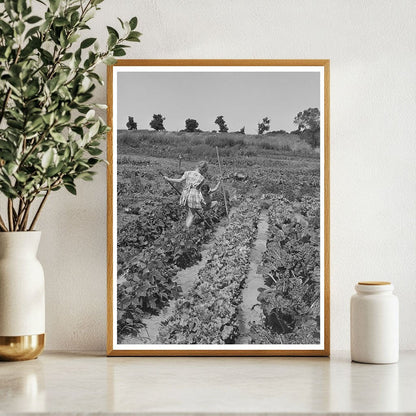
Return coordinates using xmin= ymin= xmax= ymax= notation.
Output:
xmin=350 ymin=281 xmax=399 ymax=364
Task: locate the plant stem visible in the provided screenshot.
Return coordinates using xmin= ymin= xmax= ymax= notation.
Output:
xmin=14 ymin=199 xmax=27 ymax=231
xmin=7 ymin=199 xmax=14 ymax=231
xmin=20 ymin=200 xmax=33 ymax=231
xmin=29 ymin=189 xmax=50 ymax=231
xmin=14 ymin=199 xmax=23 ymax=230
xmin=0 ymin=214 xmax=8 ymax=232
xmin=0 ymin=88 xmax=12 ymax=126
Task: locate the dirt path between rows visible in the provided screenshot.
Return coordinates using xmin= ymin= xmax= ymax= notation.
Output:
xmin=235 ymin=210 xmax=269 ymax=344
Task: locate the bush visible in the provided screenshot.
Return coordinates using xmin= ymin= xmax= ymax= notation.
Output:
xmin=258 ymin=117 xmax=271 ymax=135
xmin=126 ymin=116 xmax=137 ymax=130
xmin=214 ymin=116 xmax=229 ymax=133
xmin=150 ymin=114 xmax=165 ymax=131
xmin=185 ymin=118 xmax=199 ymax=132
xmin=300 ymin=129 xmax=320 ymax=148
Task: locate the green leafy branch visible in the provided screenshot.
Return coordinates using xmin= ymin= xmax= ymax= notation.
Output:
xmin=0 ymin=0 xmax=141 ymax=231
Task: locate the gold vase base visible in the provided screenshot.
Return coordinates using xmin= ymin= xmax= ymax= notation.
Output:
xmin=0 ymin=334 xmax=45 ymax=361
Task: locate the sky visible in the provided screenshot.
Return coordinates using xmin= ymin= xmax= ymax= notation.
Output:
xmin=117 ymin=71 xmax=320 ymax=134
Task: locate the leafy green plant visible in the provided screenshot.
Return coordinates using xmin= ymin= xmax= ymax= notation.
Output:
xmin=0 ymin=0 xmax=141 ymax=231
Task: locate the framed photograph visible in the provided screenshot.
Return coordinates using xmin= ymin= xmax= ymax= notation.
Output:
xmin=107 ymin=60 xmax=330 ymax=356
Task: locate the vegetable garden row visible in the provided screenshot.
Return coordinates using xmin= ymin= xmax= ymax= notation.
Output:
xmin=117 ymin=197 xmax=227 ymax=341
xmin=249 ymin=195 xmax=321 ymax=344
xmin=159 ymin=201 xmax=261 ymax=344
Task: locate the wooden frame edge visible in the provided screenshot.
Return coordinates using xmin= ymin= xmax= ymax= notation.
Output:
xmin=323 ymin=60 xmax=330 ymax=357
xmin=107 ymin=349 xmax=329 ymax=357
xmin=107 ymin=64 xmax=114 ymax=356
xmin=106 ymin=59 xmax=330 ymax=357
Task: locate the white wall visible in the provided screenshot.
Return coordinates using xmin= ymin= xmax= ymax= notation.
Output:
xmin=38 ymin=0 xmax=416 ymax=351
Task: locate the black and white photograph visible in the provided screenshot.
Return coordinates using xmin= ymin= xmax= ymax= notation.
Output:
xmin=108 ymin=61 xmax=329 ymax=355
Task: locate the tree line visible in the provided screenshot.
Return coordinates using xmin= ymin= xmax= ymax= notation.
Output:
xmin=126 ymin=108 xmax=320 ymax=147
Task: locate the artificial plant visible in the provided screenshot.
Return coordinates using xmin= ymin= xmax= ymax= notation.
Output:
xmin=0 ymin=0 xmax=140 ymax=231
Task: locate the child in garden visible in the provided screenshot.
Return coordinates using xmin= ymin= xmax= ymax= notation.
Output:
xmin=164 ymin=161 xmax=208 ymax=228
xmin=200 ymin=181 xmax=221 ymax=211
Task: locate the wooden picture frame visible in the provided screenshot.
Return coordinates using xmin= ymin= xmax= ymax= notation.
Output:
xmin=107 ymin=60 xmax=330 ymax=356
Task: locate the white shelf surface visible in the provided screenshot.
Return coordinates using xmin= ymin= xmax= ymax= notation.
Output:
xmin=0 ymin=351 xmax=415 ymax=415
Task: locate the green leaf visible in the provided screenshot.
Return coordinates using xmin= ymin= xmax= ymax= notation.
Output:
xmin=68 ymin=33 xmax=80 ymax=44
xmin=42 ymin=113 xmax=54 ymax=125
xmin=87 ymin=147 xmax=102 ymax=156
xmin=127 ymin=31 xmax=141 ymax=42
xmin=106 ymin=26 xmax=119 ymax=39
xmin=54 ymin=17 xmax=69 ymax=27
xmin=87 ymin=158 xmax=99 ymax=166
xmin=70 ymin=11 xmax=80 ymax=26
xmin=7 ymin=119 xmax=24 ymax=129
xmin=4 ymin=1 xmax=16 ymax=19
xmin=0 ymin=20 xmax=13 ymax=35
xmin=46 ymin=164 xmax=63 ymax=177
xmin=14 ymin=171 xmax=28 ymax=183
xmin=48 ymin=76 xmax=60 ymax=92
xmin=16 ymin=21 xmax=25 ymax=35
xmin=41 ymin=148 xmax=54 ymax=169
xmin=78 ymin=171 xmax=95 ymax=181
xmin=25 ymin=25 xmax=40 ymax=39
xmin=107 ymin=33 xmax=117 ymax=49
xmin=49 ymin=0 xmax=60 ymax=13
xmin=83 ymin=9 xmax=95 ymax=22
xmin=85 ymin=109 xmax=95 ymax=120
xmin=64 ymin=183 xmax=77 ymax=195
xmin=75 ymin=93 xmax=93 ymax=103
xmin=129 ymin=16 xmax=138 ymax=30
xmin=17 ymin=0 xmax=27 ymax=14
xmin=88 ymin=120 xmax=100 ymax=138
xmin=74 ymin=148 xmax=83 ymax=159
xmin=26 ymin=15 xmax=42 ymax=24
xmin=22 ymin=4 xmax=32 ymax=17
xmin=5 ymin=162 xmax=18 ymax=176
xmin=80 ymin=37 xmax=96 ymax=49
xmin=63 ymin=146 xmax=71 ymax=160
xmin=24 ymin=83 xmax=39 ymax=98
xmin=117 ymin=17 xmax=125 ymax=29
xmin=113 ymin=47 xmax=126 ymax=57
xmin=103 ymin=56 xmax=117 ymax=65
xmin=50 ymin=131 xmax=67 ymax=143
xmin=25 ymin=117 xmax=44 ymax=133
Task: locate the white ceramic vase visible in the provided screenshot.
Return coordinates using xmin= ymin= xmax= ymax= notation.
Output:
xmin=0 ymin=231 xmax=45 ymax=360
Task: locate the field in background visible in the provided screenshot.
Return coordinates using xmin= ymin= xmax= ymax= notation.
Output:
xmin=116 ymin=129 xmax=321 ymax=345
xmin=117 ymin=129 xmax=318 ymax=160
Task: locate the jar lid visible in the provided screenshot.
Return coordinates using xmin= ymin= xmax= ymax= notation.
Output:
xmin=358 ymin=281 xmax=391 ymax=285
xmin=356 ymin=282 xmax=394 ymax=294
